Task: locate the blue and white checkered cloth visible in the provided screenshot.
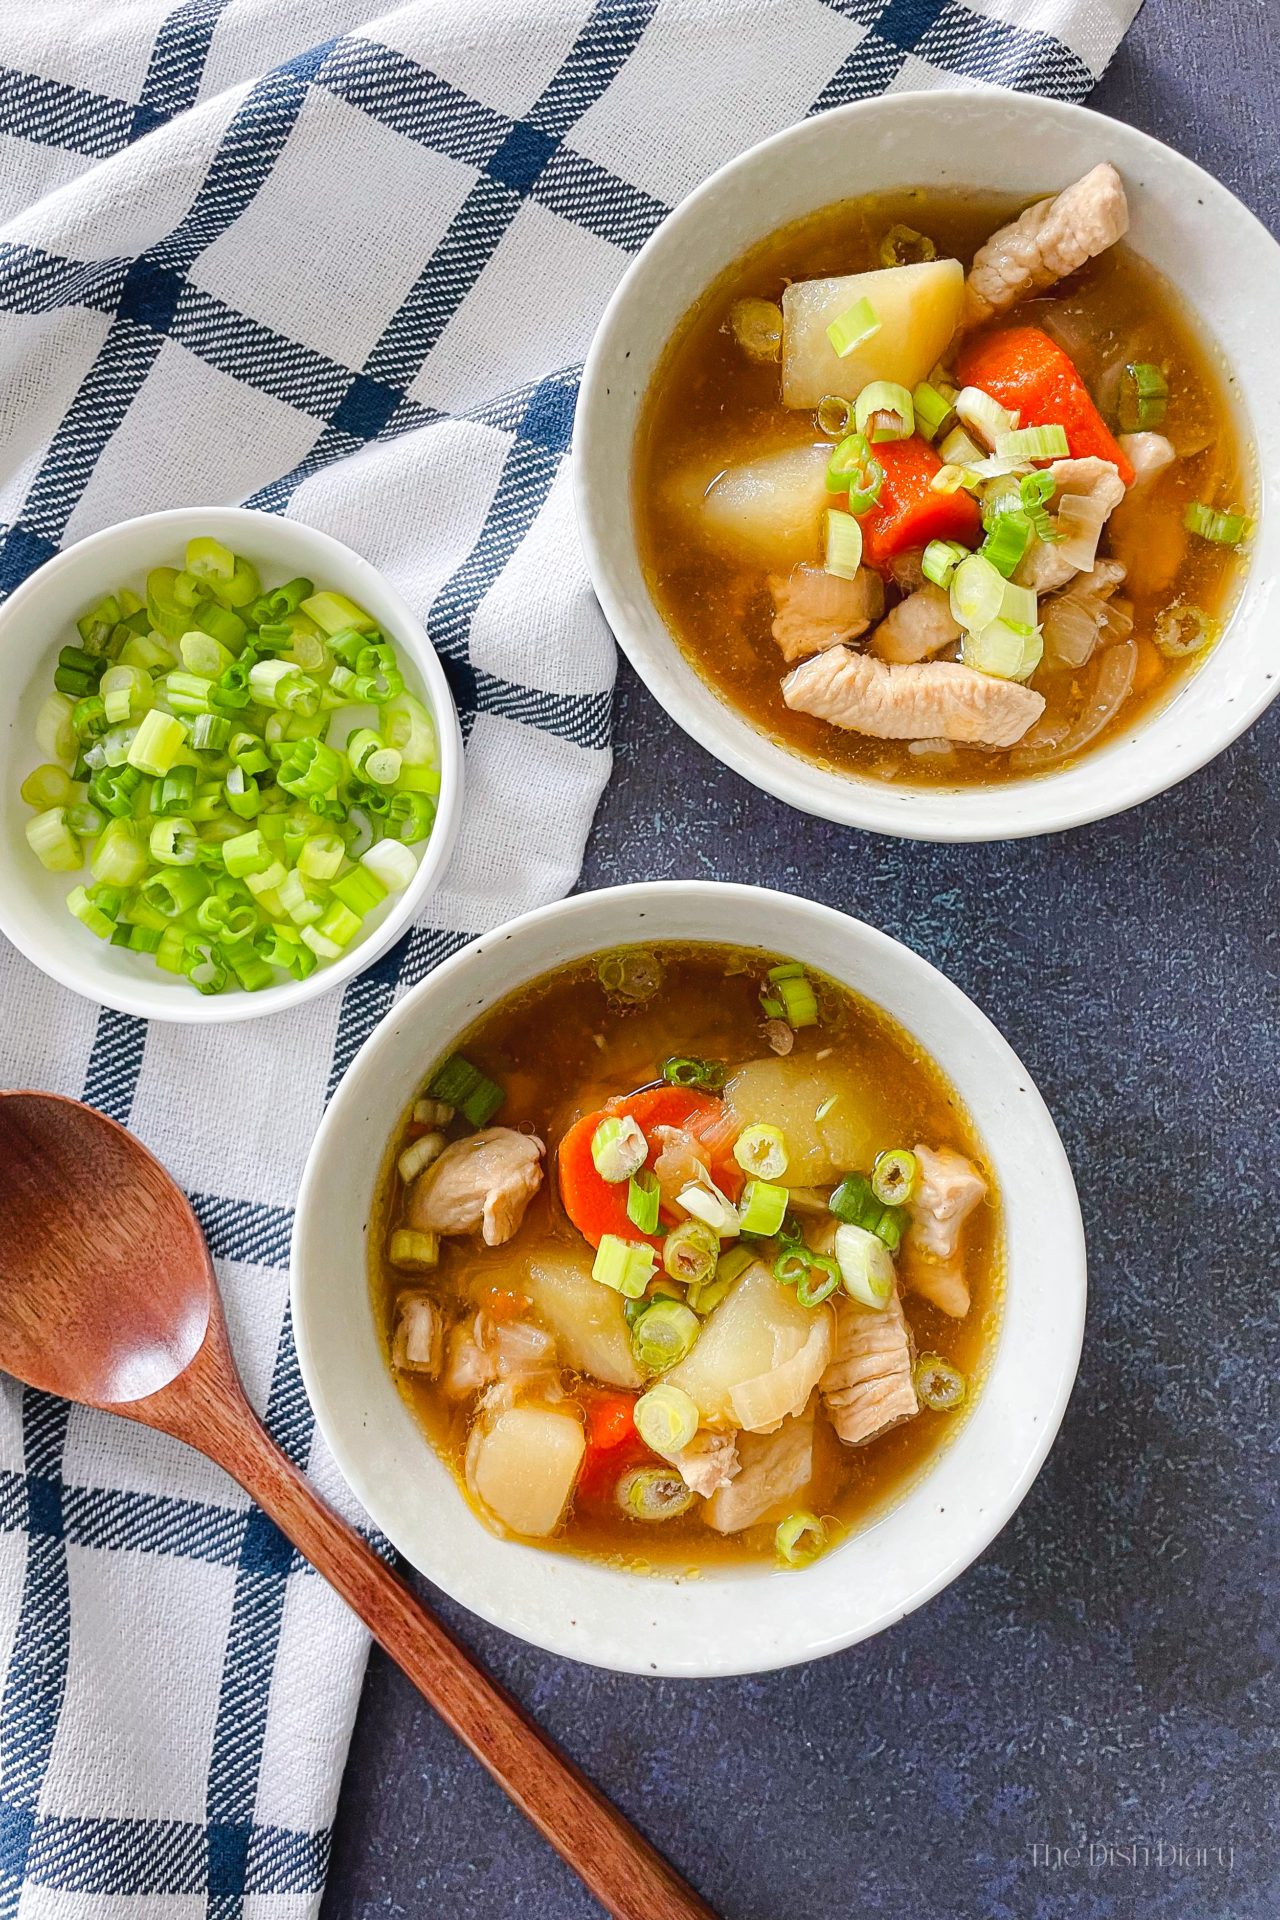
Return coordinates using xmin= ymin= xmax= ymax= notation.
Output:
xmin=0 ymin=0 xmax=1141 ymax=1912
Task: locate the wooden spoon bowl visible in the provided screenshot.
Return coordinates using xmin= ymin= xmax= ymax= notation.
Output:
xmin=0 ymin=1091 xmax=716 ymax=1920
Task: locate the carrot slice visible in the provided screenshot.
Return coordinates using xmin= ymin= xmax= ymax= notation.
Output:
xmin=558 ymin=1085 xmax=740 ymax=1249
xmin=954 ymin=327 xmax=1135 ymax=485
xmin=575 ymin=1389 xmax=656 ymax=1504
xmin=858 ymin=436 xmax=983 ymax=569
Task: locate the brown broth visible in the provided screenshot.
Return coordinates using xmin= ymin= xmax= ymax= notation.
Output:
xmin=370 ymin=943 xmax=1003 ymax=1574
xmin=632 ymin=188 xmax=1253 ymax=787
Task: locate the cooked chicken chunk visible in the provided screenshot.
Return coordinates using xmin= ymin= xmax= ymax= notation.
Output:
xmin=440 ymin=1311 xmax=558 ymax=1399
xmin=870 ymin=582 xmax=962 ymax=664
xmin=783 ymin=646 xmax=1044 ymax=747
xmin=668 ymin=1428 xmax=740 ymax=1498
xmin=963 ymin=163 xmax=1129 ymax=328
xmin=408 ymin=1128 xmax=544 ymax=1246
xmin=1117 ymin=431 xmax=1175 ymax=490
xmin=820 ymin=1289 xmax=918 ymax=1446
xmin=391 ymin=1293 xmax=445 ymax=1376
xmin=768 ymin=564 xmax=884 ymax=663
xmin=1013 ymin=457 xmax=1127 ymax=593
xmin=704 ymin=1404 xmax=814 ymax=1534
xmin=902 ymin=1145 xmax=987 ymax=1318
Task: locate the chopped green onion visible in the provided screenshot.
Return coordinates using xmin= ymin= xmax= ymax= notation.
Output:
xmin=879 ymin=224 xmax=936 ymax=268
xmin=616 ymin=1465 xmax=695 ymax=1522
xmin=824 ymin=508 xmax=863 ymax=581
xmin=854 ymin=380 xmax=913 ymax=444
xmin=663 ymin=1217 xmax=720 ymax=1286
xmin=921 ymin=539 xmax=969 ymax=589
xmin=126 ymin=709 xmax=186 ymax=776
xmin=1153 ymin=603 xmax=1220 ymax=659
xmin=1118 ymin=362 xmax=1169 ymax=433
xmin=995 ymin=424 xmax=1069 ymax=462
xmin=962 ymin=618 xmax=1042 ymax=683
xmin=913 ymin=1352 xmax=967 ymax=1412
xmin=1184 ymin=501 xmax=1254 ymax=546
xmin=825 ymin=433 xmax=884 ymax=514
xmin=949 ymin=553 xmax=1006 ymax=634
xmin=955 ymin=386 xmax=1019 ymax=450
xmin=738 ymin=1179 xmax=789 ymax=1237
xmin=66 ymin=884 xmax=114 ymax=939
xmin=148 ymin=816 xmax=198 ymax=866
xmin=937 ymin=425 xmax=985 ymax=470
xmin=775 ymin=1509 xmax=827 ymax=1567
xmin=687 ymin=1243 xmax=754 ymax=1315
xmin=815 ymin=1095 xmax=837 ymax=1121
xmin=676 ymin=1182 xmax=738 ymax=1236
xmin=25 ymin=808 xmax=82 ymax=871
xmin=871 ymin=1149 xmax=919 ymax=1206
xmin=330 ymin=865 xmax=387 ymax=918
xmin=834 ymin=1223 xmax=895 ymax=1308
xmin=733 ymin=1123 xmax=788 ymax=1180
xmin=627 ymin=1169 xmax=661 ymax=1234
xmin=397 ymin=1131 xmax=446 ymax=1184
xmin=90 ymin=817 xmax=149 ymax=887
xmin=631 ymin=1300 xmax=701 ymax=1372
xmin=796 ymin=1255 xmax=841 ymax=1307
xmin=979 ymin=510 xmax=1032 ymax=579
xmin=388 ymin=1228 xmax=439 ymax=1270
xmin=387 ymin=792 xmax=435 ymax=843
xmin=776 ymin=972 xmax=819 ymax=1028
xmin=20 ymin=764 xmax=72 ymax=809
xmin=826 ymin=297 xmax=880 ymax=359
xmin=1020 ymin=471 xmax=1059 ymax=542
xmin=816 ymin=394 xmax=853 ymax=437
xmin=912 ymin=381 xmax=957 ymax=443
xmin=592 ymin=1114 xmax=649 ymax=1183
xmin=633 ymin=1382 xmax=699 ymax=1453
xmin=661 ymin=1055 xmax=726 ymax=1091
xmin=141 ymin=867 xmax=209 ymax=919
xmin=427 ymin=1054 xmax=504 ymax=1127
xmin=593 ymin=1234 xmax=658 ymax=1300
xmin=727 ymin=296 xmax=783 ymax=363
xmin=354 ymin=843 xmax=412 ymax=896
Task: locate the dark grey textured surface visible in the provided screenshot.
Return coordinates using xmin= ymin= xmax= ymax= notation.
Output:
xmin=321 ymin=7 xmax=1280 ymax=1915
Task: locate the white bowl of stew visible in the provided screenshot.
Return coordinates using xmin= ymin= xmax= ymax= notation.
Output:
xmin=291 ymin=882 xmax=1085 ymax=1676
xmin=0 ymin=507 xmax=463 ymax=1021
xmin=575 ymin=93 xmax=1276 ymax=840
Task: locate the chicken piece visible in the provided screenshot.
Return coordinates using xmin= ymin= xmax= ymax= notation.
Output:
xmin=963 ymin=163 xmax=1129 ymax=328
xmin=1117 ymin=432 xmax=1175 ymax=490
xmin=391 ymin=1293 xmax=445 ymax=1376
xmin=783 ymin=646 xmax=1044 ymax=748
xmin=902 ymin=1145 xmax=987 ymax=1318
xmin=820 ymin=1289 xmax=918 ymax=1446
xmin=651 ymin=1124 xmax=710 ymax=1212
xmin=1013 ymin=457 xmax=1127 ymax=593
xmin=888 ymin=550 xmax=926 ymax=594
xmin=704 ymin=1404 xmax=814 ymax=1534
xmin=767 ymin=564 xmax=884 ymax=663
xmin=440 ymin=1311 xmax=558 ymax=1400
xmin=668 ymin=1429 xmax=740 ymax=1498
xmin=408 ymin=1128 xmax=544 ymax=1247
xmin=870 ymin=582 xmax=962 ymax=665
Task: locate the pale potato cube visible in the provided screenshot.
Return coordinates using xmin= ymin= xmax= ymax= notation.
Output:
xmin=665 ymin=1260 xmax=828 ymax=1429
xmin=694 ymin=444 xmax=831 ymax=569
xmin=523 ymin=1248 xmax=642 ymax=1389
xmin=466 ymin=1405 xmax=585 ymax=1538
xmin=725 ymin=1055 xmax=897 ymax=1186
xmin=781 ymin=258 xmax=964 ymax=409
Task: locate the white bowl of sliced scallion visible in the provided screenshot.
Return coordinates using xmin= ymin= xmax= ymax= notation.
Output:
xmin=0 ymin=507 xmax=462 ymax=1021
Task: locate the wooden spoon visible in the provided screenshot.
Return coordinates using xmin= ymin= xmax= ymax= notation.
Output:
xmin=0 ymin=1091 xmax=717 ymax=1920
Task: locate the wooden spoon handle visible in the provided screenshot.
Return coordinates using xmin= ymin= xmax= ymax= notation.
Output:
xmin=205 ymin=1404 xmax=719 ymax=1920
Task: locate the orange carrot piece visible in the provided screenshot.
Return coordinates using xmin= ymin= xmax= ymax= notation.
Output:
xmin=954 ymin=327 xmax=1135 ymax=485
xmin=858 ymin=436 xmax=983 ymax=570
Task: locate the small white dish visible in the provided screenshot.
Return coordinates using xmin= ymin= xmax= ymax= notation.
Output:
xmin=575 ymin=92 xmax=1279 ymax=841
xmin=0 ymin=506 xmax=463 ymax=1023
xmin=291 ymin=881 xmax=1086 ymax=1677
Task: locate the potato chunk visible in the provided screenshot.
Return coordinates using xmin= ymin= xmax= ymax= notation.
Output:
xmin=781 ymin=259 xmax=964 ymax=409
xmin=523 ymin=1248 xmax=642 ymax=1389
xmin=665 ymin=1260 xmax=833 ymax=1430
xmin=465 ymin=1404 xmax=585 ymax=1538
xmin=695 ymin=444 xmax=830 ymax=568
xmin=724 ymin=1055 xmax=897 ymax=1187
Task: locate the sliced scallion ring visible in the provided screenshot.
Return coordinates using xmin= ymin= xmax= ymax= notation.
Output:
xmin=1184 ymin=501 xmax=1254 ymax=546
xmin=617 ymin=1465 xmax=696 ymax=1522
xmin=879 ymin=224 xmax=937 ymax=268
xmin=775 ymin=1508 xmax=827 ymax=1567
xmin=816 ymin=394 xmax=853 ymax=437
xmin=1118 ymin=361 xmax=1169 ymax=433
xmin=871 ymin=1148 xmax=919 ymax=1206
xmin=824 ymin=507 xmax=863 ymax=581
xmin=913 ymin=1353 xmax=967 ymax=1412
xmin=854 ymin=379 xmax=914 ymax=444
xmin=733 ymin=1123 xmax=789 ymax=1180
xmin=633 ymin=1383 xmax=700 ymax=1453
xmin=1153 ymin=603 xmax=1220 ymax=659
xmin=825 ymin=296 xmax=881 ymax=359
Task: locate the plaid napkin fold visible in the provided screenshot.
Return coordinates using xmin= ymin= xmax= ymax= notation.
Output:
xmin=0 ymin=0 xmax=1141 ymax=1914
